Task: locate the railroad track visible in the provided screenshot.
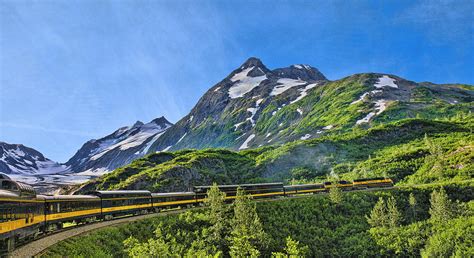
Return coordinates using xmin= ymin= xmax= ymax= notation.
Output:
xmin=11 ymin=186 xmax=396 ymax=258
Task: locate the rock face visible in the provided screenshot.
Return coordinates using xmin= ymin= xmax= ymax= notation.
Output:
xmin=64 ymin=116 xmax=173 ymax=175
xmin=0 ymin=142 xmax=67 ymax=175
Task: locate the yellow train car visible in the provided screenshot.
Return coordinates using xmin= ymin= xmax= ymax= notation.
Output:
xmin=89 ymin=190 xmax=153 ymax=219
xmin=0 ymin=175 xmax=44 ymax=253
xmin=352 ymin=177 xmax=394 ymax=189
xmin=41 ymin=195 xmax=101 ymax=231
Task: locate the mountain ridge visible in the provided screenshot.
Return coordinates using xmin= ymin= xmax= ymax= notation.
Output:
xmin=1 ymin=57 xmax=472 ymax=190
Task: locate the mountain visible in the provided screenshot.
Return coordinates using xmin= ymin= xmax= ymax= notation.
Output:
xmin=73 ymin=57 xmax=473 ymax=193
xmin=147 ymin=57 xmax=472 ymax=153
xmin=75 ymin=118 xmax=473 ymax=194
xmin=148 ymin=57 xmax=328 ymax=152
xmin=0 ymin=117 xmax=173 ymax=191
xmin=0 ymin=142 xmax=67 ymax=175
xmin=65 ymin=116 xmax=172 ymax=176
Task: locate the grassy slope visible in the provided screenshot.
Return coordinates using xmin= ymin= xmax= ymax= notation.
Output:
xmin=77 ymin=117 xmax=473 ymax=193
xmin=42 ymin=181 xmax=474 ymax=257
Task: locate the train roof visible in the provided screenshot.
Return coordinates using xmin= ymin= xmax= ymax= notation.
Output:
xmin=284 ymin=183 xmax=324 ymax=188
xmin=353 ymin=177 xmax=388 ymax=182
xmin=40 ymin=194 xmax=100 ymax=201
xmin=88 ymin=190 xmax=151 ymax=196
xmin=194 ymin=182 xmax=284 ymax=189
xmin=0 ymin=189 xmax=21 ymax=198
xmin=152 ymin=192 xmax=195 ymax=197
xmin=0 ymin=178 xmax=36 ymax=197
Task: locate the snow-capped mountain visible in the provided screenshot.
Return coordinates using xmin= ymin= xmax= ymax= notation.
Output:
xmin=147 ymin=57 xmax=473 ymax=153
xmin=3 ymin=57 xmax=472 ymax=191
xmin=147 ymin=57 xmax=328 ymax=152
xmin=0 ymin=116 xmax=172 ymax=182
xmin=0 ymin=142 xmax=67 ymax=175
xmin=65 ymin=116 xmax=172 ymax=175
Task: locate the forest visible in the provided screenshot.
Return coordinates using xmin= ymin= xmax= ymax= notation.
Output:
xmin=41 ymin=181 xmax=473 ymax=257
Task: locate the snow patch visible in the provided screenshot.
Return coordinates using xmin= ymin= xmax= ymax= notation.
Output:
xmin=214 ymin=87 xmax=221 ymax=92
xmin=290 ymin=83 xmax=318 ymax=104
xmin=323 ymin=125 xmax=333 ymax=130
xmin=356 ymin=99 xmax=389 ymax=125
xmin=162 ymin=146 xmax=173 ymax=152
xmin=239 ymin=134 xmax=256 ymax=150
xmin=188 ymin=116 xmax=194 ymax=122
xmin=301 ymin=134 xmax=311 ymax=140
xmin=270 ymin=78 xmax=306 ymax=96
xmin=228 ymin=66 xmax=267 ymax=98
xmin=374 ymin=75 xmax=398 ymax=89
xmin=351 ymin=90 xmax=383 ymax=105
xmin=296 ymin=108 xmax=303 ymax=115
xmin=265 ymin=133 xmax=272 ymax=138
xmin=176 ymin=132 xmax=188 ymax=144
xmin=234 ymin=121 xmax=246 ymax=130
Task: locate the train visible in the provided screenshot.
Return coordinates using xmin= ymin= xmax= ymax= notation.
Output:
xmin=0 ymin=173 xmax=393 ymax=254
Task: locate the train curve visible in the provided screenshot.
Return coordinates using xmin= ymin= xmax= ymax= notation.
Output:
xmin=12 ymin=186 xmax=396 ymax=258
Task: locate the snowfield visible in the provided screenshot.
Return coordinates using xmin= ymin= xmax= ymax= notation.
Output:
xmin=228 ymin=66 xmax=267 ymax=98
xmin=374 ymin=75 xmax=398 ymax=88
xmin=270 ymin=78 xmax=307 ymax=96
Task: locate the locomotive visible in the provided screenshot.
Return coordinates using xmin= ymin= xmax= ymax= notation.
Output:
xmin=0 ymin=173 xmax=393 ymax=254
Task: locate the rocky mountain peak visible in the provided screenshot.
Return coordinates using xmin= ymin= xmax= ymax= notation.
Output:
xmin=273 ymin=65 xmax=327 ymax=81
xmin=150 ymin=116 xmax=172 ymax=127
xmin=241 ymin=57 xmax=265 ymax=68
xmin=132 ymin=121 xmax=144 ymax=127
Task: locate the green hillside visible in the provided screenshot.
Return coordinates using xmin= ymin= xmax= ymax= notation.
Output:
xmin=76 ymin=117 xmax=473 ymax=193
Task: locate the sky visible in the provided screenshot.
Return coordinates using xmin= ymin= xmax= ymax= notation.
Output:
xmin=0 ymin=0 xmax=473 ymax=162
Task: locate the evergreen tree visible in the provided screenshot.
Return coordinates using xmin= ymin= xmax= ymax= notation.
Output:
xmin=329 ymin=185 xmax=343 ymax=204
xmin=367 ymin=197 xmax=387 ymax=228
xmin=409 ymin=193 xmax=417 ymax=222
xmin=429 ymin=188 xmax=454 ymax=224
xmin=386 ymin=196 xmax=401 ymax=227
xmin=229 ymin=187 xmax=266 ymax=257
xmin=272 ymin=236 xmax=309 ymax=258
xmin=204 ymin=183 xmax=228 ymax=251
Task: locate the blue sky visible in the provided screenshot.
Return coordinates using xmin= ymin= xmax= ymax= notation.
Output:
xmin=1 ymin=0 xmax=473 ymax=162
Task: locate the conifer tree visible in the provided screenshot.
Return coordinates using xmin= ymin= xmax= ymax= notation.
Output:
xmin=429 ymin=188 xmax=454 ymax=224
xmin=272 ymin=236 xmax=309 ymax=258
xmin=229 ymin=187 xmax=266 ymax=257
xmin=204 ymin=183 xmax=228 ymax=251
xmin=386 ymin=196 xmax=401 ymax=227
xmin=367 ymin=197 xmax=387 ymax=228
xmin=329 ymin=185 xmax=343 ymax=204
xmin=408 ymin=193 xmax=417 ymax=221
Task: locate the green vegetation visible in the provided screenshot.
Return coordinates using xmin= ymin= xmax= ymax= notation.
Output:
xmin=77 ymin=117 xmax=473 ymax=194
xmin=42 ymin=182 xmax=473 ymax=257
xmin=367 ymin=187 xmax=473 ymax=256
